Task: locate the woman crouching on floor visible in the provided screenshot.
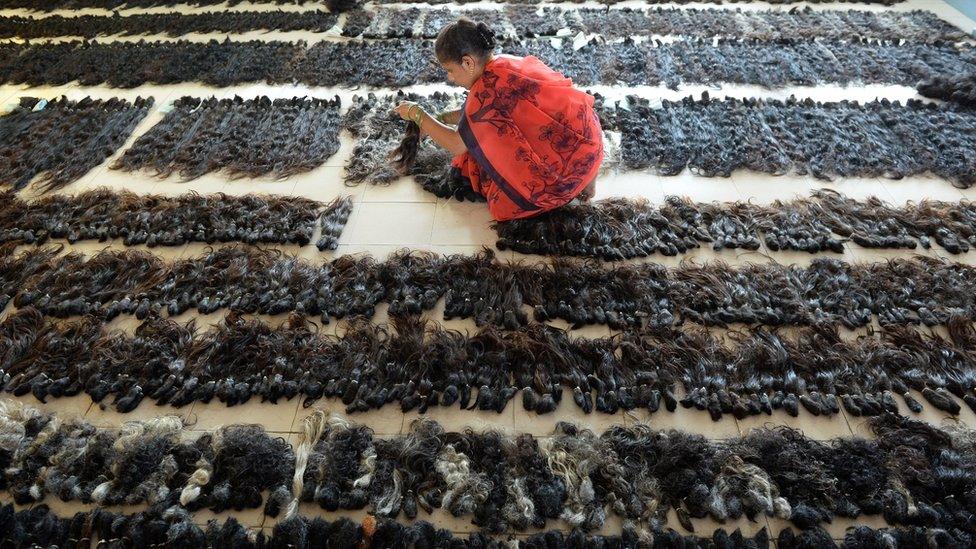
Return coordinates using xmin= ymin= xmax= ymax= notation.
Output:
xmin=394 ymin=18 xmax=603 ymax=221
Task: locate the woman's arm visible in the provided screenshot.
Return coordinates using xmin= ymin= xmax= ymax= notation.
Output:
xmin=437 ymin=109 xmax=462 ymax=125
xmin=395 ymin=102 xmax=467 ymax=156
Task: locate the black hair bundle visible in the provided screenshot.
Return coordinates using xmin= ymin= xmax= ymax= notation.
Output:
xmin=113 ymin=95 xmax=342 ymax=181
xmin=0 ymin=96 xmax=151 ymax=192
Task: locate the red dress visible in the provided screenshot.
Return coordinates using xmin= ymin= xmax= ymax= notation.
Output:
xmin=452 ymin=55 xmax=604 ymax=221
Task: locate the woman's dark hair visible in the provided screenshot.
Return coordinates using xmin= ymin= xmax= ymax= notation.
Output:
xmin=434 ymin=18 xmax=495 ymax=64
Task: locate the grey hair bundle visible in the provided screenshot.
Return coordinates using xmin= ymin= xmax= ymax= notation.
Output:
xmin=5 ymin=309 xmax=976 ymax=419
xmin=493 ymin=191 xmax=976 ymax=260
xmin=2 ymin=405 xmax=976 ymax=538
xmin=0 ymin=96 xmax=152 ymax=192
xmin=113 ymin=96 xmax=342 ymax=181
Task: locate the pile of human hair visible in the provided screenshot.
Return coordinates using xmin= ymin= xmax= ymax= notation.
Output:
xmin=492 ymin=190 xmax=976 ymax=259
xmin=0 ymin=10 xmax=340 ymax=40
xmin=10 ymin=247 xmax=976 ymax=329
xmin=2 ymin=405 xmax=976 ymax=538
xmin=342 ymin=6 xmax=966 ymax=42
xmin=606 ymin=93 xmax=976 ymax=187
xmin=343 ymin=92 xmax=462 ymax=185
xmin=1 ymin=38 xmax=974 ymax=88
xmin=0 ymin=96 xmax=152 ymax=192
xmin=0 ymin=188 xmax=344 ymax=247
xmin=0 ymin=0 xmax=357 ymax=11
xmin=113 ymin=95 xmax=342 ymax=181
xmin=917 ymin=73 xmax=976 ymax=107
xmin=5 ymin=308 xmax=976 ymax=418
xmin=0 ymin=402 xmax=293 ymax=516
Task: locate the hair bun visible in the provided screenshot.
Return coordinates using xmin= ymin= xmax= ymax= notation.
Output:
xmin=476 ymin=22 xmax=495 ymax=48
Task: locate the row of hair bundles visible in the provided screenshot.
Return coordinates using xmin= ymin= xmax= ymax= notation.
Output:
xmin=9 ymin=246 xmax=976 ymax=329
xmin=1 ymin=403 xmax=975 ymax=539
xmin=113 ymin=95 xmax=342 ymax=181
xmin=606 ymin=94 xmax=976 ymax=187
xmin=492 ymin=190 xmax=976 ymax=260
xmin=10 ymin=502 xmax=971 ymax=549
xmin=3 ymin=307 xmax=975 ymax=418
xmin=343 ymin=6 xmax=967 ymax=43
xmin=0 ymin=10 xmax=340 ymax=39
xmin=0 ymin=38 xmax=973 ymax=88
xmin=0 ymin=0 xmax=356 ymax=11
xmin=0 ymin=189 xmax=348 ymax=247
xmin=0 ymin=96 xmax=152 ymax=192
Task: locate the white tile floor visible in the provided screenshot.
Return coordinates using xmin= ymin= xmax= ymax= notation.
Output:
xmin=2 ymin=0 xmax=976 ymax=540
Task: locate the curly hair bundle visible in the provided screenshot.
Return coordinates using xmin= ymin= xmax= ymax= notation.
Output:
xmin=113 ymin=95 xmax=341 ymax=181
xmin=0 ymin=189 xmax=346 ymax=247
xmin=9 ymin=247 xmax=976 ymax=329
xmin=342 ymin=6 xmax=966 ymax=43
xmin=5 ymin=305 xmax=976 ymax=418
xmin=0 ymin=96 xmax=151 ymax=192
xmin=493 ymin=190 xmax=976 ymax=260
xmin=607 ymin=94 xmax=976 ymax=186
xmin=918 ymin=73 xmax=976 ymax=107
xmin=1 ymin=38 xmax=973 ymax=88
xmin=0 ymin=10 xmax=340 ymax=40
xmin=1 ymin=404 xmax=976 ymax=539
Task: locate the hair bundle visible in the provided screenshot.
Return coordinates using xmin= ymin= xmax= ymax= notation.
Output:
xmin=5 ymin=308 xmax=976 ymax=418
xmin=1 ymin=38 xmax=973 ymax=88
xmin=493 ymin=191 xmax=976 ymax=260
xmin=608 ymin=94 xmax=976 ymax=187
xmin=0 ymin=96 xmax=151 ymax=192
xmin=113 ymin=96 xmax=341 ymax=181
xmin=1 ymin=404 xmax=976 ymax=538
xmin=343 ymin=92 xmax=462 ymax=186
xmin=918 ymin=73 xmax=976 ymax=107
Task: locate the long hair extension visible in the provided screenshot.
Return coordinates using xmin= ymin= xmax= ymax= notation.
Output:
xmin=316 ymin=195 xmax=354 ymax=251
xmin=7 ymin=310 xmax=976 ymax=421
xmin=918 ymin=73 xmax=976 ymax=107
xmin=612 ymin=94 xmax=976 ymax=187
xmin=113 ymin=95 xmax=342 ymax=181
xmin=0 ymin=243 xmax=61 ymax=311
xmin=0 ymin=188 xmax=322 ymax=246
xmin=0 ymin=11 xmax=339 ymax=40
xmin=0 ymin=96 xmax=152 ymax=192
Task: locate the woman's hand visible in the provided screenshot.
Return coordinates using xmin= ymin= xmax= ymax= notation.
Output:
xmin=394 ymin=101 xmax=423 ymax=123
